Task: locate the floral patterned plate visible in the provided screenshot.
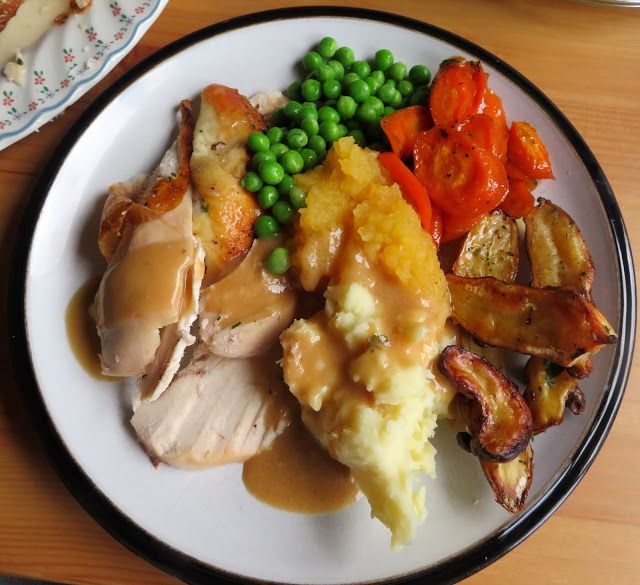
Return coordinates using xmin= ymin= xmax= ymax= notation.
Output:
xmin=0 ymin=0 xmax=168 ymax=151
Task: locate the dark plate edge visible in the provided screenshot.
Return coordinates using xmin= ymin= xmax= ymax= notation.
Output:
xmin=7 ymin=6 xmax=636 ymax=585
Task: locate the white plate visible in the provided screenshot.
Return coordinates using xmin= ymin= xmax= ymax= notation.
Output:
xmin=10 ymin=7 xmax=636 ymax=585
xmin=0 ymin=0 xmax=168 ymax=151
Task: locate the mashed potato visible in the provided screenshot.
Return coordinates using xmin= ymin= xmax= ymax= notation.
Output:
xmin=281 ymin=138 xmax=453 ymax=548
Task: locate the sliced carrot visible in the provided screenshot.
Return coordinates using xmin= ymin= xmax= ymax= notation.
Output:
xmin=481 ymin=89 xmax=507 ymax=126
xmin=505 ymin=160 xmax=529 ymax=180
xmin=430 ymin=206 xmax=443 ymax=249
xmin=379 ymin=151 xmax=432 ymax=229
xmin=380 ymin=106 xmax=433 ymax=160
xmin=457 ymin=113 xmax=508 ymax=162
xmin=413 ymin=127 xmax=508 ymax=218
xmin=507 ymin=121 xmax=554 ymax=180
xmin=499 ymin=179 xmax=536 ymax=218
xmin=442 ymin=211 xmax=485 ymax=243
xmin=430 ymin=59 xmax=488 ymax=127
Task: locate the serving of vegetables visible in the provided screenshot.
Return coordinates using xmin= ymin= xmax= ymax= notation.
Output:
xmin=239 ymin=37 xmax=616 ymax=514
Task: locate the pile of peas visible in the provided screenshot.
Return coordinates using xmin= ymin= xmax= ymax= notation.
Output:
xmin=241 ymin=37 xmax=432 ymax=274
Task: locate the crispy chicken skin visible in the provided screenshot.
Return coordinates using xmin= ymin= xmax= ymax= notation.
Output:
xmin=191 ymin=85 xmax=265 ymax=284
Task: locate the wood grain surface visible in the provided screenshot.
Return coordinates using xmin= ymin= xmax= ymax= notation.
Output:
xmin=1 ymin=1 xmax=638 ymax=584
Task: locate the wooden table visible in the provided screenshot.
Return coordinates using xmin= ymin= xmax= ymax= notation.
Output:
xmin=1 ymin=1 xmax=638 ymax=583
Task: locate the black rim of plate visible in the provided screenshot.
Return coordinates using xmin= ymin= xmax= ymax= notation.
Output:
xmin=8 ymin=6 xmax=636 ymax=585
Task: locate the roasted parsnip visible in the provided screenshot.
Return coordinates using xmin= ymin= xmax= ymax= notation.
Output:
xmin=480 ymin=443 xmax=534 ymax=513
xmin=441 ymin=345 xmax=533 ymax=463
xmin=447 ymin=274 xmax=616 ymax=367
xmin=453 ymin=210 xmax=519 ymax=284
xmin=523 ymin=357 xmax=586 ymax=434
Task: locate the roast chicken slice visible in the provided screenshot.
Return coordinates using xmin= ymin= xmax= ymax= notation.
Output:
xmin=131 ymin=343 xmax=293 ymax=468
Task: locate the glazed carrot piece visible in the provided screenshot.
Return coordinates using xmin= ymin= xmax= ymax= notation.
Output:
xmin=505 ymin=160 xmax=529 ymax=180
xmin=380 ymin=106 xmax=433 ymax=160
xmin=379 ymin=151 xmax=432 ymax=229
xmin=481 ymin=89 xmax=507 ymax=126
xmin=442 ymin=211 xmax=485 ymax=243
xmin=413 ymin=127 xmax=508 ymax=217
xmin=499 ymin=179 xmax=536 ymax=218
xmin=430 ymin=59 xmax=488 ymax=127
xmin=457 ymin=113 xmax=508 ymax=162
xmin=507 ymin=121 xmax=554 ymax=180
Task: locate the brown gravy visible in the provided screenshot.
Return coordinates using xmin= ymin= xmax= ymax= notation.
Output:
xmin=242 ymin=419 xmax=358 ymax=514
xmin=65 ymin=277 xmax=115 ymax=381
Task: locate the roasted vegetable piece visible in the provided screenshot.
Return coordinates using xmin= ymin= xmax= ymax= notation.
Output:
xmin=523 ymin=357 xmax=586 ymax=433
xmin=441 ymin=345 xmax=533 ymax=462
xmin=414 ymin=127 xmax=508 ymax=218
xmin=378 ymin=151 xmax=432 ymax=229
xmin=481 ymin=442 xmax=534 ymax=512
xmin=499 ymin=178 xmax=535 ymax=219
xmin=524 ymin=198 xmax=595 ymax=300
xmin=525 ymin=198 xmax=596 ymax=378
xmin=380 ymin=106 xmax=433 ymax=159
xmin=507 ymin=121 xmax=554 ymax=180
xmin=429 ymin=206 xmax=443 ymax=249
xmin=452 ymin=210 xmax=519 ymax=283
xmin=446 ymin=274 xmax=617 ymax=367
xmin=457 ymin=113 xmax=508 ymax=162
xmin=429 ymin=58 xmax=488 ymax=127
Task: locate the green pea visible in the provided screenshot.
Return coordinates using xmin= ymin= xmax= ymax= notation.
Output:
xmin=350 ymin=60 xmax=371 ymax=79
xmin=258 ymin=160 xmax=285 ymax=185
xmin=271 ymin=107 xmax=288 ymax=127
xmin=255 ymin=215 xmax=280 ymax=238
xmin=317 ymin=36 xmax=338 ymax=58
xmin=387 ymin=62 xmax=407 ymax=82
xmin=303 ymin=51 xmax=323 ymax=72
xmin=409 ymin=86 xmax=429 ymax=106
xmin=327 ymin=59 xmax=345 ymax=80
xmin=377 ymin=83 xmax=396 ymax=105
xmin=287 ymin=80 xmax=302 ymax=100
xmin=323 ymin=79 xmax=342 ymax=100
xmin=335 ymin=46 xmax=355 ymax=67
xmin=336 ymin=95 xmax=357 ymax=120
xmin=370 ymin=70 xmax=385 ymax=85
xmin=319 ymin=120 xmax=341 ymax=143
xmin=257 ymin=185 xmax=279 ymax=209
xmin=301 ymin=117 xmax=319 ymax=136
xmin=242 ymin=171 xmax=263 ymax=193
xmin=283 ymin=100 xmax=302 ymax=120
xmin=397 ymin=79 xmax=414 ymax=98
xmin=343 ymin=72 xmax=360 ymax=87
xmin=337 ymin=123 xmax=348 ymax=138
xmin=365 ymin=96 xmax=384 ymax=117
xmin=318 ymin=105 xmax=340 ymax=124
xmin=252 ymin=150 xmax=276 ymax=169
xmin=356 ymin=101 xmax=378 ymax=123
xmin=409 ymin=64 xmax=431 ymax=86
xmin=348 ymin=129 xmax=367 ymax=147
xmin=270 ymin=143 xmax=289 ymax=158
xmin=265 ymin=246 xmax=290 ymax=274
xmin=278 ymin=175 xmax=294 ymax=196
xmin=374 ymin=49 xmax=394 ymax=71
xmin=388 ymin=89 xmax=403 ymax=108
xmin=273 ymin=201 xmax=294 ymax=224
xmin=279 ymin=149 xmax=304 ymax=175
xmin=365 ymin=75 xmax=382 ymax=94
xmin=289 ymin=185 xmax=307 ymax=208
xmin=300 ymin=148 xmax=317 ymax=170
xmin=383 ymin=106 xmax=395 ymax=116
xmin=286 ymin=128 xmax=308 ymax=150
xmin=301 ymin=79 xmax=322 ymax=102
xmin=383 ymin=79 xmax=396 ymax=89
xmin=316 ymin=64 xmax=335 ymax=83
xmin=323 ymin=99 xmax=337 ymax=108
xmin=267 ymin=126 xmax=285 ymax=144
xmin=247 ymin=131 xmax=270 ymax=153
xmin=308 ymin=134 xmax=327 ymax=155
xmin=348 ymin=79 xmax=371 ymax=102
xmin=299 ymin=104 xmax=318 ymax=121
